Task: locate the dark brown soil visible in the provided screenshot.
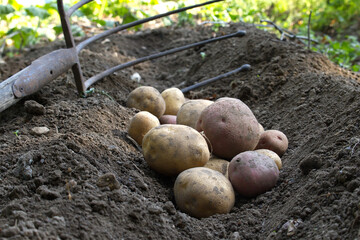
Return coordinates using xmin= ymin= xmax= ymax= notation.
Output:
xmin=1 ymin=22 xmax=360 ymax=240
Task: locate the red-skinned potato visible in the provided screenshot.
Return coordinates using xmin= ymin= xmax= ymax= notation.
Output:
xmin=228 ymin=151 xmax=279 ymax=197
xmin=159 ymin=115 xmax=177 ymax=124
xmin=196 ymin=98 xmax=260 ymax=159
xmin=255 ymin=130 xmax=288 ymax=157
xmin=174 ymin=167 xmax=235 ymax=218
xmin=126 ymin=86 xmax=166 ymax=118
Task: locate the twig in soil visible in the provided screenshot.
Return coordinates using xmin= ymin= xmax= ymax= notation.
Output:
xmin=132 ymin=162 xmax=145 ymax=177
xmin=65 ymin=179 xmax=72 ymax=200
xmin=126 ymin=134 xmax=142 ymax=152
xmin=259 ymin=20 xmax=319 ymax=44
xmin=350 ymin=138 xmax=359 ymax=156
xmin=200 ymin=131 xmax=213 ymax=155
xmin=308 ymin=11 xmax=313 ymax=50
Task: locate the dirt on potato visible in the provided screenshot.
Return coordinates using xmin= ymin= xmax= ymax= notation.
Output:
xmin=0 ymin=22 xmax=360 ymax=240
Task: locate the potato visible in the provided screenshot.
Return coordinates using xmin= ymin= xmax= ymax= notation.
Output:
xmin=142 ymin=124 xmax=210 ymax=176
xmin=159 ymin=115 xmax=177 ymax=124
xmin=126 ymin=86 xmax=166 ymax=118
xmin=127 ymin=111 xmax=160 ymax=146
xmin=255 ymin=130 xmax=288 ymax=157
xmin=255 ymin=149 xmax=282 ymax=170
xmin=177 ymin=99 xmax=213 ymax=129
xmin=203 ymin=157 xmax=229 ymax=178
xmin=196 ymin=97 xmax=260 ymax=159
xmin=258 ymin=123 xmax=265 ymax=135
xmin=174 ymin=167 xmax=235 ymax=218
xmin=228 ymin=151 xmax=279 ymax=197
xmin=161 ymin=88 xmax=186 ymax=115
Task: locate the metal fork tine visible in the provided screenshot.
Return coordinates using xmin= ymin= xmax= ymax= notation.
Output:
xmin=68 ymin=0 xmax=94 ymax=16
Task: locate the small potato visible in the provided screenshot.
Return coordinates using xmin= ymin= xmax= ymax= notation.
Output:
xmin=228 ymin=151 xmax=279 ymax=198
xmin=255 ymin=130 xmax=288 ymax=157
xmin=196 ymin=98 xmax=260 ymax=159
xmin=142 ymin=124 xmax=210 ymax=176
xmin=159 ymin=115 xmax=177 ymax=124
xmin=127 ymin=111 xmax=160 ymax=146
xmin=126 ymin=86 xmax=166 ymax=118
xmin=177 ymin=100 xmax=213 ymax=129
xmin=203 ymin=157 xmax=229 ymax=178
xmin=255 ymin=149 xmax=282 ymax=170
xmin=161 ymin=88 xmax=186 ymax=115
xmin=174 ymin=167 xmax=235 ymax=218
xmin=258 ymin=123 xmax=265 ymax=135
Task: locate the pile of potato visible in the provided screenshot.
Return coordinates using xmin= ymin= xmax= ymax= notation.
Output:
xmin=126 ymin=86 xmax=288 ymax=218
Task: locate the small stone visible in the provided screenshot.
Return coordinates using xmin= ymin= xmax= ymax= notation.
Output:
xmin=163 ymin=201 xmax=176 ymax=215
xmin=230 ymin=232 xmax=241 ymax=240
xmin=31 ymin=127 xmax=50 ymax=136
xmin=147 ymin=204 xmax=163 ymax=215
xmin=36 ymin=185 xmax=61 ymax=200
xmin=24 ymin=100 xmax=45 ymax=115
xmin=13 ymin=152 xmax=33 ymax=180
xmin=130 ymin=72 xmax=141 ymax=83
xmin=96 ymin=173 xmax=120 ymax=190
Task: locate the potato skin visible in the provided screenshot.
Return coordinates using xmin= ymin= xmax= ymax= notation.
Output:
xmin=177 ymin=100 xmax=213 ymax=129
xmin=161 ymin=88 xmax=186 ymax=115
xmin=142 ymin=125 xmax=210 ymax=176
xmin=228 ymin=151 xmax=279 ymax=198
xmin=174 ymin=167 xmax=235 ymax=218
xmin=196 ymin=98 xmax=260 ymax=159
xmin=255 ymin=149 xmax=282 ymax=170
xmin=127 ymin=111 xmax=160 ymax=146
xmin=255 ymin=130 xmax=288 ymax=157
xmin=159 ymin=115 xmax=177 ymax=124
xmin=126 ymin=86 xmax=166 ymax=118
xmin=258 ymin=123 xmax=265 ymax=135
xmin=203 ymin=157 xmax=229 ymax=178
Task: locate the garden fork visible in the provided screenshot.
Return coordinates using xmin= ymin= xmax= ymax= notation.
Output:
xmin=0 ymin=0 xmax=249 ymax=113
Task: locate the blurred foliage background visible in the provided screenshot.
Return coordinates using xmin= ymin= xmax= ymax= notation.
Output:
xmin=0 ymin=0 xmax=359 ymax=71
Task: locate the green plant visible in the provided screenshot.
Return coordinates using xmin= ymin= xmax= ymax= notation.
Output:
xmin=312 ymin=35 xmax=360 ymax=71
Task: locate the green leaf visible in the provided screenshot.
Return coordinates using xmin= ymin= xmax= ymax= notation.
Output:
xmin=71 ymin=25 xmax=85 ymax=37
xmin=0 ymin=4 xmax=15 ymax=15
xmin=25 ymin=6 xmax=51 ymax=19
xmin=53 ymin=25 xmax=63 ymax=35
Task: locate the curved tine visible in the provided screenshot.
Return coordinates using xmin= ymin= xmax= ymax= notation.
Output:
xmin=181 ymin=64 xmax=251 ymax=93
xmin=84 ymin=30 xmax=245 ymax=89
xmin=76 ymin=0 xmax=224 ymax=54
xmin=68 ymin=0 xmax=94 ymax=16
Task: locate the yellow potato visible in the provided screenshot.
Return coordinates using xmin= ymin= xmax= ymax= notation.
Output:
xmin=203 ymin=157 xmax=229 ymax=178
xmin=176 ymin=99 xmax=213 ymax=129
xmin=128 ymin=111 xmax=160 ymax=146
xmin=255 ymin=149 xmax=282 ymax=170
xmin=161 ymin=88 xmax=186 ymax=115
xmin=174 ymin=167 xmax=235 ymax=218
xmin=142 ymin=124 xmax=210 ymax=176
xmin=258 ymin=123 xmax=265 ymax=135
xmin=126 ymin=86 xmax=166 ymax=118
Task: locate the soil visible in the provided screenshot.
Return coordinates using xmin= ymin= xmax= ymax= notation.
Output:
xmin=0 ymin=22 xmax=360 ymax=240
